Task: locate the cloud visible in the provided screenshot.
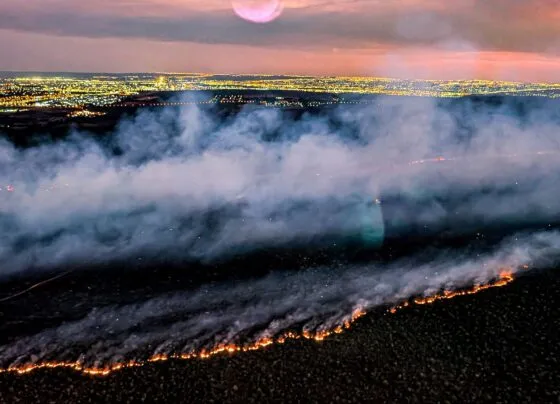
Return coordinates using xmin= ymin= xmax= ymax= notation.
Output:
xmin=0 ymin=0 xmax=558 ymax=54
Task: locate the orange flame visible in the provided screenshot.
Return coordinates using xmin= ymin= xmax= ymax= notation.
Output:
xmin=0 ymin=268 xmax=524 ymax=377
xmin=388 ymin=268 xmax=518 ymax=314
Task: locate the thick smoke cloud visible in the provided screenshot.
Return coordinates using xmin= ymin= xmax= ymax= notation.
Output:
xmin=2 ymin=95 xmax=560 ymax=277
xmin=2 ymin=94 xmax=560 ymax=366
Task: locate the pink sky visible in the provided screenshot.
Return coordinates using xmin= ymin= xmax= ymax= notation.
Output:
xmin=0 ymin=0 xmax=559 ymax=82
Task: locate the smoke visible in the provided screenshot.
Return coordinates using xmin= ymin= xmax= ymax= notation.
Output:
xmin=1 ymin=95 xmax=560 ymax=277
xmin=0 ymin=229 xmax=557 ymax=367
xmin=0 ymin=99 xmax=560 ymax=276
xmin=1 ymin=93 xmax=560 ymax=367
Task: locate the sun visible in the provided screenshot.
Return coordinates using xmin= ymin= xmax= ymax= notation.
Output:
xmin=231 ymin=0 xmax=284 ymax=24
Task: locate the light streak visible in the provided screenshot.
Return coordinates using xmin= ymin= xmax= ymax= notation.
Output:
xmin=0 ymin=268 xmax=522 ymax=377
xmin=0 ymin=269 xmax=74 ymax=303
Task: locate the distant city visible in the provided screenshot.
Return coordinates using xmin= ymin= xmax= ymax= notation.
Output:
xmin=1 ymin=72 xmax=560 ymax=136
xmin=1 ymin=72 xmax=559 ymax=111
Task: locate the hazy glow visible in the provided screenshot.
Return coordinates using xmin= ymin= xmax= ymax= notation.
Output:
xmin=0 ymin=0 xmax=559 ymax=81
xmin=232 ymin=0 xmax=283 ymax=23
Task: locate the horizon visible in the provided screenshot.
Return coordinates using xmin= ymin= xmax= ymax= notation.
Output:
xmin=2 ymin=70 xmax=560 ymax=85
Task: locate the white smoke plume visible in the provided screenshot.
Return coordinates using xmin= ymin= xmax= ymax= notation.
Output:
xmin=1 ymin=94 xmax=560 ymax=367
xmin=1 ymin=95 xmax=559 ymax=277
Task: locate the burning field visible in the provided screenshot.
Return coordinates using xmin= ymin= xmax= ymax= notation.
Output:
xmin=1 ymin=94 xmax=560 ymax=401
xmin=0 ymin=269 xmax=517 ymax=377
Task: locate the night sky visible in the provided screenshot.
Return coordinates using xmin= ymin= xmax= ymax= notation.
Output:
xmin=0 ymin=0 xmax=559 ymax=81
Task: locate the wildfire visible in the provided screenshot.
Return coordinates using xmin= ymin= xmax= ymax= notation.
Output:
xmin=0 ymin=268 xmax=523 ymax=377
xmin=388 ymin=269 xmax=518 ymax=314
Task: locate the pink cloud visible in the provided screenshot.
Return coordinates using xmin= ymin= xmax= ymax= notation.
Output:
xmin=0 ymin=0 xmax=558 ymax=81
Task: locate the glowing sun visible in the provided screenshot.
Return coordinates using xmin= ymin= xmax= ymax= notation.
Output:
xmin=231 ymin=0 xmax=284 ymax=23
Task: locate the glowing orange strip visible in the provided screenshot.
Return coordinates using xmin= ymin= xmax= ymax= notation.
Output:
xmin=388 ymin=269 xmax=516 ymax=314
xmin=0 ymin=268 xmax=523 ymax=377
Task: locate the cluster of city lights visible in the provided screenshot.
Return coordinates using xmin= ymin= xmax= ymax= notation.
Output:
xmin=1 ymin=74 xmax=559 ymax=110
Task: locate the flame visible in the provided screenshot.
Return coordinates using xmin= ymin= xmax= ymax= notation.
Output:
xmin=388 ymin=268 xmax=518 ymax=314
xmin=0 ymin=268 xmax=524 ymax=377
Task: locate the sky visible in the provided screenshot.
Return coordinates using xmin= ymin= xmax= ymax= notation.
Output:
xmin=0 ymin=0 xmax=559 ymax=81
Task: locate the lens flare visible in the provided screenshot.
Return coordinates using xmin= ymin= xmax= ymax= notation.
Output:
xmin=232 ymin=0 xmax=284 ymax=23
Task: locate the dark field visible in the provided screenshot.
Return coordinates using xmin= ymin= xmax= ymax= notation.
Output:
xmin=2 ymin=93 xmax=560 ymax=403
xmin=1 ymin=268 xmax=559 ymax=403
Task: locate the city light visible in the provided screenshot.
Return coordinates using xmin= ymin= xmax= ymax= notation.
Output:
xmin=1 ymin=74 xmax=559 ymax=112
